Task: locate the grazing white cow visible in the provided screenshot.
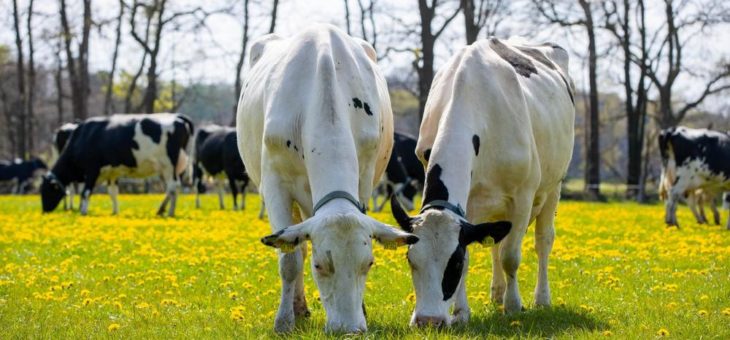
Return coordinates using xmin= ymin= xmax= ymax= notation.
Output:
xmin=659 ymin=127 xmax=730 ymax=228
xmin=390 ymin=38 xmax=575 ymax=326
xmin=236 ymin=24 xmax=418 ymax=333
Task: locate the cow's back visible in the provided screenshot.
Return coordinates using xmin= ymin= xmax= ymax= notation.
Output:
xmin=237 ymin=24 xmax=393 ymax=199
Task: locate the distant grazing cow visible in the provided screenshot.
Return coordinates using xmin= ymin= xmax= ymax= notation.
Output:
xmin=724 ymin=193 xmax=730 ymax=229
xmin=53 ymin=123 xmax=79 ymax=210
xmin=390 ymin=38 xmax=575 ymax=326
xmin=192 ymin=125 xmax=250 ymax=210
xmin=41 ymin=113 xmax=194 ymax=216
xmin=237 ymin=25 xmax=418 ymax=333
xmin=0 ymin=158 xmax=47 ymax=193
xmin=371 ymin=132 xmax=424 ymax=212
xmin=659 ymin=127 xmax=730 ymax=228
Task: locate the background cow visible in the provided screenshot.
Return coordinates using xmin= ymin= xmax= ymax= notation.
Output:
xmin=659 ymin=127 xmax=730 ymax=228
xmin=237 ymin=24 xmax=417 ymax=333
xmin=192 ymin=125 xmax=250 ymax=210
xmin=52 ymin=122 xmax=79 ymax=210
xmin=391 ymin=38 xmax=575 ymax=326
xmin=41 ymin=113 xmax=194 ymax=216
xmin=371 ymin=132 xmax=424 ymax=212
xmin=0 ymin=158 xmax=47 ymax=193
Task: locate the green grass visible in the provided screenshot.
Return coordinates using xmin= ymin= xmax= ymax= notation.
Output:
xmin=1 ymin=194 xmax=729 ymax=338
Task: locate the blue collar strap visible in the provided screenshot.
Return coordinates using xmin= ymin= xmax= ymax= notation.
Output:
xmin=313 ymin=191 xmax=366 ymax=215
xmin=420 ymin=200 xmax=465 ymax=218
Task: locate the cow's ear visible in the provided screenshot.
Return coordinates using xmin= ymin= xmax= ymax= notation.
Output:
xmin=249 ymin=34 xmax=282 ymax=67
xmin=371 ymin=222 xmax=419 ymax=250
xmin=354 ymin=38 xmax=377 ymax=62
xmin=461 ymin=220 xmax=512 ymax=246
xmin=390 ymin=195 xmax=414 ymax=232
xmin=261 ymin=223 xmax=312 ymax=253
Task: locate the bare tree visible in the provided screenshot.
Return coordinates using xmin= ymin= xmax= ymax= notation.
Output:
xmin=269 ymin=0 xmax=279 ymax=33
xmin=416 ymin=0 xmax=461 ymax=120
xmin=602 ymin=0 xmax=650 ymax=200
xmin=461 ymin=0 xmax=509 ymax=44
xmin=54 ymin=38 xmax=65 ymax=125
xmin=59 ymin=0 xmax=92 ymax=121
xmin=232 ymin=0 xmax=251 ymax=124
xmin=104 ymin=0 xmax=125 ymax=115
xmin=637 ymin=0 xmax=730 ymax=128
xmin=26 ymin=0 xmax=36 ymax=154
xmin=343 ymin=0 xmax=351 ymax=35
xmin=12 ymin=0 xmax=27 ymax=159
xmin=533 ymin=0 xmax=602 ymax=199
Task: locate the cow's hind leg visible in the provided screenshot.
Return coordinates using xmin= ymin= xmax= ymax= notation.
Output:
xmin=79 ymin=172 xmax=99 ymax=216
xmin=227 ymin=175 xmax=239 ymax=210
xmin=534 ymin=187 xmax=559 ymax=307
xmin=217 ymin=180 xmax=226 ymax=210
xmin=710 ymin=196 xmax=721 ymax=225
xmin=263 ymin=174 xmax=304 ymax=333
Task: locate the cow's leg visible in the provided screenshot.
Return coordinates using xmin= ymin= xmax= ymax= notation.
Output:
xmin=79 ymin=172 xmax=99 ymax=216
xmin=239 ymin=178 xmax=249 ymax=210
xmin=263 ymin=175 xmax=303 ymax=333
xmin=490 ymin=245 xmax=506 ymax=304
xmin=500 ymin=197 xmax=531 ymax=314
xmin=108 ymin=181 xmax=120 ymax=215
xmin=452 ymin=249 xmax=471 ymax=324
xmin=687 ymin=192 xmax=704 ymax=224
xmin=217 ymin=180 xmax=226 ymax=210
xmin=194 ymin=177 xmax=202 ymax=209
xmin=534 ymin=187 xmax=559 ymax=307
xmin=69 ymin=184 xmax=76 ymax=210
xmin=259 ymin=197 xmax=266 ymax=219
xmin=665 ymin=183 xmax=687 ymax=228
xmin=710 ymin=196 xmax=721 ymax=225
xmin=157 ymin=177 xmax=171 ymax=216
xmin=166 ymin=178 xmax=179 ymax=217
xmin=228 ymin=176 xmax=239 ymax=211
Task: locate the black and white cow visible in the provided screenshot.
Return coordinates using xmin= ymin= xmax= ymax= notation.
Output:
xmin=41 ymin=113 xmax=194 ymax=216
xmin=192 ymin=125 xmax=250 ymax=210
xmin=0 ymin=158 xmax=47 ymax=193
xmin=237 ymin=25 xmax=418 ymax=333
xmin=659 ymin=126 xmax=730 ymax=228
xmin=371 ymin=132 xmax=425 ymax=212
xmin=390 ymin=38 xmax=575 ymax=326
xmin=52 ymin=122 xmax=79 ymax=209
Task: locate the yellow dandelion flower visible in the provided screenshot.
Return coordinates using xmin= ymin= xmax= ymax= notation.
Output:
xmin=80 ymin=289 xmax=90 ymax=297
xmin=697 ymin=310 xmax=708 ymax=317
xmin=136 ymin=302 xmax=150 ymax=309
xmin=113 ymin=301 xmax=122 ymax=309
xmin=666 ymin=302 xmax=678 ymax=309
xmin=229 ymin=292 xmax=238 ymax=300
xmin=699 ymin=295 xmax=709 ymax=301
xmin=510 ymin=320 xmax=521 ymax=327
xmin=657 ymin=328 xmax=670 ymax=336
xmin=406 ymin=293 xmax=416 ymax=303
xmin=602 ymin=330 xmax=613 ymax=336
xmin=722 ymin=308 xmax=730 ymax=316
xmin=82 ymin=298 xmax=92 ymax=306
xmin=107 ymin=323 xmax=120 ymax=332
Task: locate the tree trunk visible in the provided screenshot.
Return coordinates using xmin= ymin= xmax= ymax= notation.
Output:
xmin=462 ymin=0 xmax=479 ymax=44
xmin=233 ymin=0 xmax=250 ymax=124
xmin=269 ymin=0 xmax=279 ymax=33
xmin=59 ymin=0 xmax=91 ymax=121
xmin=12 ymin=0 xmax=27 ymax=159
xmin=26 ymin=0 xmax=36 ymax=154
xmin=581 ymin=0 xmax=601 ymax=198
xmin=417 ymin=0 xmax=434 ymax=121
xmin=55 ymin=39 xmax=65 ymax=125
xmin=343 ymin=0 xmax=351 ymax=35
xmin=104 ymin=0 xmax=125 ymax=115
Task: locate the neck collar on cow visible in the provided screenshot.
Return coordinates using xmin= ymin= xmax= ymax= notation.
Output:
xmin=46 ymin=171 xmax=65 ymax=189
xmin=312 ymin=190 xmax=366 ymax=215
xmin=420 ymin=200 xmax=465 ymax=218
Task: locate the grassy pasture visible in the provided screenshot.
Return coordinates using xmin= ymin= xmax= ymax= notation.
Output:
xmin=1 ymin=194 xmax=729 ymax=339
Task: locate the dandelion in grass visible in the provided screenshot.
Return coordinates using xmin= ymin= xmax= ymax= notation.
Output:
xmin=697 ymin=310 xmax=708 ymax=317
xmin=722 ymin=308 xmax=730 ymax=316
xmin=603 ymin=330 xmax=613 ymax=336
xmin=108 ymin=323 xmax=121 ymax=332
xmin=510 ymin=320 xmax=521 ymax=327
xmin=657 ymin=328 xmax=670 ymax=336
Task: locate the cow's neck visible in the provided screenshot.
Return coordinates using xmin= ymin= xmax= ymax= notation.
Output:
xmin=421 ymin=130 xmax=475 ymax=216
xmin=50 ymin=153 xmax=75 ymax=186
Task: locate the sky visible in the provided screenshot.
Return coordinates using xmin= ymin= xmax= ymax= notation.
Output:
xmin=1 ymin=0 xmax=729 ymax=115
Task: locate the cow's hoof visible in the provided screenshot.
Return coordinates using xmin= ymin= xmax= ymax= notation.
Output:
xmin=491 ymin=285 xmax=505 ymax=304
xmin=451 ymin=307 xmax=470 ymax=324
xmin=534 ymin=291 xmax=551 ymax=307
xmin=503 ymin=298 xmax=523 ymax=315
xmin=274 ymin=314 xmax=295 ymax=333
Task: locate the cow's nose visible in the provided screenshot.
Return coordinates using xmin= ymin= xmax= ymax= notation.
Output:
xmin=414 ymin=315 xmax=447 ymax=328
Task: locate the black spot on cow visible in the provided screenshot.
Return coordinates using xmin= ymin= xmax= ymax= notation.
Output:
xmin=472 ymin=135 xmax=480 ymax=156
xmin=441 ymin=245 xmax=465 ymax=300
xmin=489 ymin=38 xmax=538 ymax=78
xmin=424 ymin=149 xmax=431 ymax=162
xmin=286 ymin=140 xmax=291 ymax=148
xmin=423 ymin=164 xmax=449 ymax=204
xmin=140 ymin=118 xmax=162 ymax=143
xmin=353 ymin=98 xmax=363 ymax=109
xmin=363 ymin=102 xmax=374 ymax=116
xmin=516 ymin=46 xmax=556 ymax=70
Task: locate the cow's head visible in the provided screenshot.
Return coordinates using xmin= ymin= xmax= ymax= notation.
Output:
xmin=261 ymin=212 xmax=418 ymax=333
xmin=390 ymin=196 xmax=511 ymax=327
xmin=40 ymin=173 xmax=65 ymax=212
